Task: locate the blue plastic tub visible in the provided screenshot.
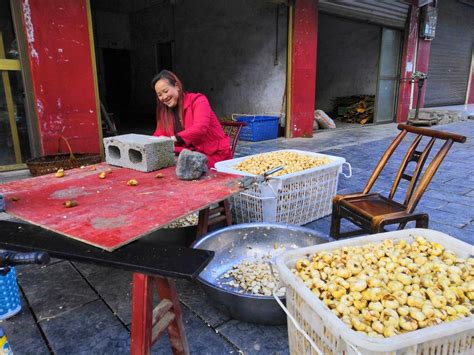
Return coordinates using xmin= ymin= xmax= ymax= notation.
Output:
xmin=235 ymin=115 xmax=279 ymax=142
xmin=0 ymin=267 xmax=21 ymax=320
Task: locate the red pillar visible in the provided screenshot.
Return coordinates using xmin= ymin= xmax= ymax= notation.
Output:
xmin=19 ymin=0 xmax=101 ymax=155
xmin=396 ymin=5 xmax=419 ymax=123
xmin=413 ymin=38 xmax=432 ymax=108
xmin=289 ymin=0 xmax=318 ymax=138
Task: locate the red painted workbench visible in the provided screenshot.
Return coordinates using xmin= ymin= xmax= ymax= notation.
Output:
xmin=0 ymin=163 xmax=241 ymax=251
xmin=0 ymin=163 xmax=242 ymax=354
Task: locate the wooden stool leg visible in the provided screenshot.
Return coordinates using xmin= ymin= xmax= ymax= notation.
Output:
xmin=196 ymin=208 xmax=210 ymax=239
xmin=155 ymin=278 xmax=189 ymax=355
xmin=221 ymin=200 xmax=232 ymax=226
xmin=131 ymin=273 xmax=154 ymax=355
xmin=196 ymin=199 xmax=232 ymax=239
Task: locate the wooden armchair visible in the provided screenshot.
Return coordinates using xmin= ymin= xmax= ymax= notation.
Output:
xmin=330 ymin=124 xmax=466 ymax=239
xmin=195 ymin=121 xmax=246 ymax=239
xmin=220 ymin=121 xmax=246 ymax=158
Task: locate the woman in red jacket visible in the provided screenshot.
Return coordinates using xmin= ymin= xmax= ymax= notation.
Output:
xmin=151 ymin=70 xmax=232 ymax=168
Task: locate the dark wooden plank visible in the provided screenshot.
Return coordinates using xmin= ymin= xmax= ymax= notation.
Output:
xmin=0 ymin=221 xmax=213 ymax=280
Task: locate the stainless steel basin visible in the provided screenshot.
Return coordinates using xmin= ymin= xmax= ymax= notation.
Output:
xmin=192 ymin=223 xmax=331 ymax=325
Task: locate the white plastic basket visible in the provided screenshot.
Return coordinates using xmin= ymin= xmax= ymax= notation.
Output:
xmin=275 ymin=229 xmax=474 ymax=355
xmin=215 ymin=149 xmax=351 ymax=225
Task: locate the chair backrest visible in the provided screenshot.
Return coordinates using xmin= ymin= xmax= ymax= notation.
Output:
xmin=363 ymin=124 xmax=466 ymax=213
xmin=220 ymin=121 xmax=246 ymax=158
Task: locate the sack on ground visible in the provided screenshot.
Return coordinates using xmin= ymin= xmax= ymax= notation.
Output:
xmin=314 ymin=110 xmax=336 ymax=129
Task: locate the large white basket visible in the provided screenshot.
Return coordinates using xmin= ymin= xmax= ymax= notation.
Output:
xmin=215 ymin=149 xmax=349 ymax=225
xmin=275 ymin=229 xmax=474 ymax=355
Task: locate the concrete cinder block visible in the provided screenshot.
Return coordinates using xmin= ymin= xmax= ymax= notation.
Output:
xmin=103 ymin=134 xmax=174 ymax=172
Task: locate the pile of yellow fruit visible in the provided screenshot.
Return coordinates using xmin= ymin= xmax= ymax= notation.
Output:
xmin=234 ymin=151 xmax=330 ymax=176
xmin=293 ymin=236 xmax=473 ymax=338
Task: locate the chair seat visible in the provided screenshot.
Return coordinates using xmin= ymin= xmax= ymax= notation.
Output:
xmin=339 ymin=193 xmax=406 ymax=220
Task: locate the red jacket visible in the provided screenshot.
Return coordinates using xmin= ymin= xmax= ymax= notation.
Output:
xmin=153 ymin=93 xmax=232 ymax=168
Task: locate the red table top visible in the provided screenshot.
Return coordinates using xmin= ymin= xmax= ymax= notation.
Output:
xmin=0 ymin=163 xmax=241 ymax=251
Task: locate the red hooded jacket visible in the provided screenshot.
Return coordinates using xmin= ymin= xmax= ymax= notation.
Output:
xmin=153 ymin=93 xmax=232 ymax=168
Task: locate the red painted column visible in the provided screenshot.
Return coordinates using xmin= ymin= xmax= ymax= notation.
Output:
xmin=413 ymin=39 xmax=431 ymax=108
xmin=20 ymin=0 xmax=100 ymax=155
xmin=289 ymin=0 xmax=318 ymax=138
xmin=396 ymin=5 xmax=419 ymax=123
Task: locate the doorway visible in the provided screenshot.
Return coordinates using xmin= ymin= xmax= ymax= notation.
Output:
xmin=102 ymin=48 xmax=132 ymax=131
xmin=374 ymin=28 xmax=402 ymax=123
xmin=0 ymin=0 xmax=31 ymax=171
xmin=155 ymin=41 xmax=173 ymax=73
xmin=315 ymin=13 xmax=402 ymax=131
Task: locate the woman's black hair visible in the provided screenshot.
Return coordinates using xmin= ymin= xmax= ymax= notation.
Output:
xmin=151 ymin=70 xmax=180 ymax=90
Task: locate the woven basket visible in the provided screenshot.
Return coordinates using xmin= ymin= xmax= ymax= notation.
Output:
xmin=26 ymin=136 xmax=102 ymax=176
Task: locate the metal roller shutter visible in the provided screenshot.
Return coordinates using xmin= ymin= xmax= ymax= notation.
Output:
xmin=425 ymin=0 xmax=474 ymax=107
xmin=318 ymin=0 xmax=409 ymax=29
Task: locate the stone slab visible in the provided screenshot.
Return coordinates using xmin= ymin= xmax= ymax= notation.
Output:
xmin=72 ymin=262 xmax=133 ymax=326
xmin=39 ymin=299 xmax=130 ymax=354
xmin=0 ymin=294 xmax=50 ymax=355
xmin=153 ymin=307 xmax=237 ymax=354
xmin=175 ymin=279 xmax=232 ymax=328
xmin=16 ymin=261 xmax=98 ymax=320
xmin=217 ymin=320 xmax=289 ymax=355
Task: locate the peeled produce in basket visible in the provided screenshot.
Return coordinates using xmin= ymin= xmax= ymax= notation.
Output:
xmin=233 ymin=151 xmax=330 ymax=176
xmin=292 ymin=236 xmax=473 ymax=338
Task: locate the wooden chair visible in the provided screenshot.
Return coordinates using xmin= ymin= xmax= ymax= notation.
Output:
xmin=195 ymin=121 xmax=246 ymax=239
xmin=330 ymin=124 xmax=466 ymax=239
xmin=220 ymin=121 xmax=246 ymax=158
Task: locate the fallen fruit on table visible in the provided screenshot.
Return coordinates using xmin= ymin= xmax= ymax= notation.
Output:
xmin=155 ymin=173 xmax=164 ymax=179
xmin=55 ymin=168 xmax=65 ymax=178
xmin=293 ymin=236 xmax=474 ymax=338
xmin=11 ymin=196 xmax=20 ymax=202
xmin=90 ymin=166 xmax=96 ymax=171
xmin=234 ymin=151 xmax=330 ymax=176
xmin=106 ymin=168 xmax=113 ymax=173
xmin=98 ymin=172 xmax=106 ymax=179
xmin=127 ymin=179 xmax=138 ymax=186
xmin=63 ymin=200 xmax=78 ymax=208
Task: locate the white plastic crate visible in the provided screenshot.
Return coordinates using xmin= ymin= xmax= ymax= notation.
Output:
xmin=215 ymin=149 xmax=350 ymax=225
xmin=275 ymin=229 xmax=474 ymax=355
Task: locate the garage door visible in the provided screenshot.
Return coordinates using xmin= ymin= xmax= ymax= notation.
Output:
xmin=318 ymin=0 xmax=409 ymax=29
xmin=424 ymin=0 xmax=474 ymax=106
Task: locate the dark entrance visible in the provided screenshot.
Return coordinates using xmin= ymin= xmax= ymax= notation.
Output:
xmin=102 ymin=48 xmax=132 ymax=127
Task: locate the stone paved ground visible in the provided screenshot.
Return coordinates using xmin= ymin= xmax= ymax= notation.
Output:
xmin=1 ymin=121 xmax=473 ymax=354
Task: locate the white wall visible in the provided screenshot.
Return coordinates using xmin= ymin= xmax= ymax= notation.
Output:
xmin=173 ymin=0 xmax=288 ymax=118
xmin=93 ymin=0 xmax=287 ymax=119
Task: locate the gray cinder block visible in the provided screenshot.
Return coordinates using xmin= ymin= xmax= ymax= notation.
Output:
xmin=103 ymin=134 xmax=174 ymax=172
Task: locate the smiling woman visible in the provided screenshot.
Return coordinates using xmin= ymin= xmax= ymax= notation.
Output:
xmin=151 ymin=70 xmax=231 ymax=168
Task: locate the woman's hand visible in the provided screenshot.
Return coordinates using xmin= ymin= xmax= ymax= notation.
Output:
xmin=170 ymin=136 xmax=177 ymax=143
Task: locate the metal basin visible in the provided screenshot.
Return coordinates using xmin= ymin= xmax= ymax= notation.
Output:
xmin=192 ymin=223 xmax=331 ymax=325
